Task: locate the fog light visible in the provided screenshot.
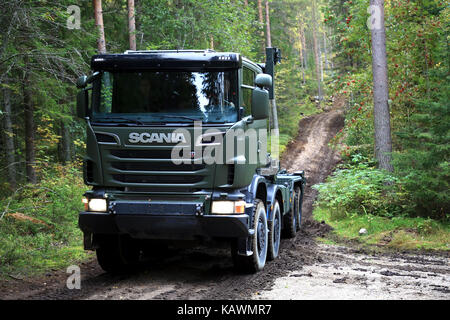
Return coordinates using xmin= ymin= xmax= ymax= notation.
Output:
xmin=88 ymin=198 xmax=107 ymax=212
xmin=211 ymin=200 xmax=246 ymax=214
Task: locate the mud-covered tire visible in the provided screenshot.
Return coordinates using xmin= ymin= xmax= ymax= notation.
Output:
xmin=96 ymin=235 xmax=140 ymax=273
xmin=283 ymin=201 xmax=297 ymax=239
xmin=268 ymin=200 xmax=281 ymax=261
xmin=294 ymin=186 xmax=302 ymax=231
xmin=232 ymin=199 xmax=268 ymax=273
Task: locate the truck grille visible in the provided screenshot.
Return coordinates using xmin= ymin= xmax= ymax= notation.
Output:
xmin=111 ymin=149 xmax=174 ymax=159
xmin=105 ymin=148 xmax=210 ymax=186
xmin=112 ymin=174 xmax=203 ymax=184
xmin=111 ymin=162 xmax=205 ymax=172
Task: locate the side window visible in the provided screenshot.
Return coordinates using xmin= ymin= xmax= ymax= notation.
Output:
xmin=242 ymin=67 xmax=256 ymax=116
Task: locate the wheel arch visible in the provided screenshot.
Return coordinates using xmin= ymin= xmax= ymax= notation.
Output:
xmin=266 ymin=184 xmax=284 ymax=221
xmin=248 ymin=174 xmax=267 ymax=206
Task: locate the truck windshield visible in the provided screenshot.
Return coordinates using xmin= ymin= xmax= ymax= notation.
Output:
xmin=92 ymin=70 xmax=238 ymax=124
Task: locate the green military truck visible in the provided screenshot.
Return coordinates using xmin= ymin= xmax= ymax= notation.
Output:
xmin=76 ymin=48 xmax=305 ymax=273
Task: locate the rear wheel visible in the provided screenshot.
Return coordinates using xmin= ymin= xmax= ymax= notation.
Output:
xmin=96 ymin=235 xmax=141 ymax=273
xmin=232 ymin=199 xmax=268 ymax=273
xmin=283 ymin=200 xmax=297 ymax=239
xmin=283 ymin=186 xmax=302 ymax=237
xmin=268 ymin=200 xmax=281 ymax=261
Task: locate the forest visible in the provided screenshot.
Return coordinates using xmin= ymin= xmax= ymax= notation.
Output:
xmin=0 ymin=0 xmax=448 ymax=276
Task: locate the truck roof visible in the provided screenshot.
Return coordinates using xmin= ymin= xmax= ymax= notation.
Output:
xmin=91 ymin=50 xmax=243 ymax=72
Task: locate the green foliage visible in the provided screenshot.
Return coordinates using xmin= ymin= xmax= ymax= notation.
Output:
xmin=138 ymin=0 xmax=258 ymax=58
xmin=0 ymin=164 xmax=89 ymax=277
xmin=322 ymin=0 xmax=449 ymax=220
xmin=392 ymin=74 xmax=450 ymax=219
xmin=313 ymin=155 xmax=405 ymax=219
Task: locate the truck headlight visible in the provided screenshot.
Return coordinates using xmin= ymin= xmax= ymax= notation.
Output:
xmin=211 ymin=200 xmax=246 ymax=215
xmin=87 ymin=198 xmax=107 ymax=212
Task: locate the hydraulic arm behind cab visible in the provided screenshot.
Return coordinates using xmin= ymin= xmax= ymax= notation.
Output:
xmin=76 ymin=48 xmax=305 ymax=273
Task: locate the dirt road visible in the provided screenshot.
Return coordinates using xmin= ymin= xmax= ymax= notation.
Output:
xmin=2 ymin=104 xmax=448 ymax=300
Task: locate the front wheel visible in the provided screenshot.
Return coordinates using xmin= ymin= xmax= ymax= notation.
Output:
xmin=232 ymin=199 xmax=268 ymax=273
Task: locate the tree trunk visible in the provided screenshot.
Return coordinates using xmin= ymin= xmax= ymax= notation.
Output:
xmin=299 ymin=32 xmax=305 ymax=85
xmin=60 ymin=121 xmax=71 ymax=164
xmin=244 ymin=0 xmax=248 ymax=6
xmin=93 ymin=0 xmax=107 ymax=53
xmin=127 ymin=0 xmax=136 ymax=51
xmin=301 ymin=22 xmax=308 ymax=71
xmin=264 ymin=1 xmax=278 ymax=133
xmin=298 ymin=21 xmax=306 ymax=84
xmin=23 ymin=70 xmax=37 ymax=184
xmin=258 ymin=0 xmax=265 ymax=53
xmin=370 ymin=0 xmax=393 ymax=172
xmin=265 ymin=0 xmax=272 ymax=48
xmin=320 ymin=41 xmax=324 ymax=82
xmin=1 ymin=86 xmax=16 ymax=189
xmin=311 ymin=0 xmax=323 ymax=104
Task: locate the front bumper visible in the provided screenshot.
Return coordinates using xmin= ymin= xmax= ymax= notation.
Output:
xmin=79 ymin=211 xmax=250 ymax=240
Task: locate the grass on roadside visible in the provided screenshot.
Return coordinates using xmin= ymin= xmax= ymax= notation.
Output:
xmin=313 ymin=206 xmax=450 ymax=251
xmin=0 ymin=164 xmax=91 ymax=279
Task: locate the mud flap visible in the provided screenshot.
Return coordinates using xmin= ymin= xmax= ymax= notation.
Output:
xmin=235 ymin=229 xmax=254 ymax=256
xmin=83 ymin=232 xmax=94 ymax=250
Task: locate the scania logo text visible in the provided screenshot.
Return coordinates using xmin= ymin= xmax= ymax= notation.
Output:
xmin=128 ymin=132 xmax=187 ymax=144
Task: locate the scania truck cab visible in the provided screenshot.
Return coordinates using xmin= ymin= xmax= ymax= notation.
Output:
xmin=76 ymin=49 xmax=305 ymax=273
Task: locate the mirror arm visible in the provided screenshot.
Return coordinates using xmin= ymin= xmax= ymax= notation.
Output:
xmin=87 ymin=71 xmax=100 ymax=85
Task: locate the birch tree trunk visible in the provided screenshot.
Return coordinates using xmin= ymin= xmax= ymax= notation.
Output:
xmin=93 ymin=0 xmax=107 ymax=53
xmin=370 ymin=0 xmax=393 ymax=172
xmin=127 ymin=0 xmax=136 ymax=51
xmin=1 ymin=86 xmax=16 ymax=189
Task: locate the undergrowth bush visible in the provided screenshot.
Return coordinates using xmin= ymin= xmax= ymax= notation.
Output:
xmin=313 ymin=155 xmax=406 ymax=220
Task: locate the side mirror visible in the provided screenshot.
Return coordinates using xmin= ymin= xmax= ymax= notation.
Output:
xmin=76 ymin=75 xmax=88 ymax=89
xmin=254 ymin=74 xmax=272 ymax=89
xmin=76 ymin=90 xmax=88 ymax=119
xmin=251 ymin=87 xmax=270 ymax=120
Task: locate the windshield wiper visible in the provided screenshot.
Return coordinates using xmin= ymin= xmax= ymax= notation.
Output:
xmin=155 ymin=115 xmax=203 ymax=121
xmin=93 ymin=117 xmax=145 ymax=125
